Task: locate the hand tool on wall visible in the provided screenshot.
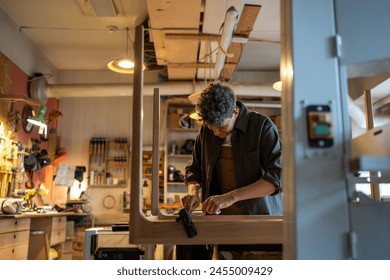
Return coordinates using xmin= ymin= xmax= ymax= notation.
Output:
xmin=102 ymin=138 xmax=106 ymax=164
xmin=99 ymin=138 xmax=104 ymax=166
xmin=10 ymin=167 xmax=17 ymax=195
xmin=95 ymin=138 xmax=99 ymax=164
xmin=89 ymin=139 xmax=94 ymax=163
xmin=91 ymin=138 xmax=96 ymax=163
xmin=6 ymin=168 xmax=16 ymax=197
xmin=0 ymin=172 xmax=7 ymax=198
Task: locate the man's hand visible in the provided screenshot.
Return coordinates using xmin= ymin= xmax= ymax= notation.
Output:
xmin=202 ymin=192 xmax=236 ymax=215
xmin=181 ymin=183 xmax=200 ymax=212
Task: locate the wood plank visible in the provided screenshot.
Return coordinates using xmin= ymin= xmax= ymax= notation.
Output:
xmin=165 ymin=30 xmax=199 ymax=64
xmin=235 ymin=4 xmax=262 ymax=36
xmin=0 ymin=94 xmax=41 ymax=106
xmin=168 ymin=62 xmax=214 ymax=68
xmin=221 ymin=4 xmax=261 ymax=81
xmin=165 ymin=33 xmax=220 ymax=41
xmin=147 ymin=0 xmax=202 ymax=29
xmin=168 ymin=67 xmax=197 ymax=80
xmin=351 ymin=122 xmax=390 ymax=158
xmin=147 ymin=0 xmax=202 ymax=80
xmin=130 ymin=213 xmax=283 ymax=245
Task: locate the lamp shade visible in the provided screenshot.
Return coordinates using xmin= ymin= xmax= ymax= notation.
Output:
xmin=107 ymin=59 xmax=146 ymax=74
xmin=272 ymin=81 xmax=283 ymax=91
xmin=107 ymin=57 xmax=135 ymax=74
xmin=107 ymin=27 xmax=145 ymax=74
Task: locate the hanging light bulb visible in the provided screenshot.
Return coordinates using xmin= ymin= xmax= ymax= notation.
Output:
xmin=107 ymin=27 xmax=137 ymax=74
xmin=272 ymin=80 xmax=283 ymax=91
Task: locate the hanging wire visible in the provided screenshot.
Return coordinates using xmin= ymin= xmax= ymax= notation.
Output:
xmin=125 ymin=27 xmax=129 ymax=57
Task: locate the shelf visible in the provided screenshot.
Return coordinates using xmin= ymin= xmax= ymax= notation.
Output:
xmin=167 ymin=128 xmax=199 ymax=132
xmin=0 ymin=94 xmax=41 ymax=106
xmin=351 ymin=123 xmax=389 ymax=158
xmin=350 ymin=156 xmax=390 ymax=172
xmin=167 ymin=181 xmax=186 ymax=186
xmin=88 ymin=184 xmax=127 ymax=188
xmin=67 ymin=200 xmax=88 ymax=204
xmin=163 ymin=97 xmax=199 ymax=203
xmin=168 ymin=154 xmax=192 ymax=158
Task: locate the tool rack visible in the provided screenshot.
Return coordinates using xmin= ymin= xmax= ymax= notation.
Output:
xmin=88 ymin=137 xmax=129 ymax=187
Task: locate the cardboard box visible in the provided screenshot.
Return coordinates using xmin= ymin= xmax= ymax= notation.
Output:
xmin=168 ymin=113 xmax=181 ymax=128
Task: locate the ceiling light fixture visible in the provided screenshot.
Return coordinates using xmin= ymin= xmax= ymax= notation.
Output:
xmin=272 ymin=80 xmax=283 ymax=91
xmin=107 ymin=27 xmax=136 ymax=74
xmin=189 ymin=110 xmax=201 ymax=121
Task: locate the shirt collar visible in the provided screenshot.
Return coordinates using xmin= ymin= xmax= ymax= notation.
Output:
xmin=233 ymin=101 xmax=250 ymax=133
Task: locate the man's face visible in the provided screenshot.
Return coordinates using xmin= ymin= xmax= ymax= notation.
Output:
xmin=204 ymin=109 xmax=239 ymax=139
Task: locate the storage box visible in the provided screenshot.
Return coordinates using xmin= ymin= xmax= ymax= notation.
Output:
xmin=168 ymin=113 xmax=181 ymax=128
xmin=63 ymin=240 xmax=73 ymax=253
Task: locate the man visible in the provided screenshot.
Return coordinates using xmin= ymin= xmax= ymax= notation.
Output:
xmin=178 ymin=82 xmax=282 ymax=259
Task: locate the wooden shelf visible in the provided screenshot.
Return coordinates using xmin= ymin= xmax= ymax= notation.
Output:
xmin=0 ymin=94 xmax=41 ymax=106
xmin=167 ymin=181 xmax=186 ymax=186
xmin=167 ymin=154 xmax=192 ymax=158
xmin=350 ymin=156 xmax=390 ymax=172
xmin=167 ymin=127 xmax=199 ymax=132
xmin=88 ymin=184 xmax=127 ymax=188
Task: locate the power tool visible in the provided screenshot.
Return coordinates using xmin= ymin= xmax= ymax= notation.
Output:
xmin=15 ymin=189 xmax=36 ymax=211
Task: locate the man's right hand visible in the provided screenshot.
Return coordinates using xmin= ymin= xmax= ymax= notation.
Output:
xmin=181 ymin=183 xmax=200 ymax=212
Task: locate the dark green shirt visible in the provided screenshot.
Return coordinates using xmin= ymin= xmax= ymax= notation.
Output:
xmin=185 ymin=101 xmax=282 ymax=215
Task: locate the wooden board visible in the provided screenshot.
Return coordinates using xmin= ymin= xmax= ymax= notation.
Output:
xmin=221 ymin=4 xmax=261 ymax=81
xmin=146 ymin=0 xmax=202 ymax=80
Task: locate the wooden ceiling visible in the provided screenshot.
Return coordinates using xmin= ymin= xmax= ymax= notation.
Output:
xmin=0 ymin=0 xmax=281 ymax=83
xmin=146 ymin=0 xmax=261 ymax=82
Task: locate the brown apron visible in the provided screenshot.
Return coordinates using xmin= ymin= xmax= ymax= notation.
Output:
xmin=215 ymin=146 xmax=243 ymax=215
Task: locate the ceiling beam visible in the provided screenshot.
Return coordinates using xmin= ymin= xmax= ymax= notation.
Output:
xmin=165 ymin=33 xmax=220 ymax=41
xmin=167 ymin=62 xmax=215 ymax=68
xmin=220 ymin=4 xmax=261 ymax=81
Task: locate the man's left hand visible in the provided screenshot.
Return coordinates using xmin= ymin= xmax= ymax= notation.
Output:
xmin=202 ymin=193 xmax=236 ymax=214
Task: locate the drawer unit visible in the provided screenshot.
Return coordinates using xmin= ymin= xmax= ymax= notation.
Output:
xmin=0 ymin=218 xmax=31 ymax=260
xmin=50 ymin=216 xmax=67 ymax=246
xmin=0 ymin=218 xmax=31 ymax=234
xmin=50 ymin=228 xmax=66 ymax=246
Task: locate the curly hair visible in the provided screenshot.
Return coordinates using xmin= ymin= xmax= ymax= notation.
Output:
xmin=196 ymin=82 xmax=236 ymax=127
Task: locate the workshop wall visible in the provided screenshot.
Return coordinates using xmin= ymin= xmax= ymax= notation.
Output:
xmin=58 ymin=95 xmax=155 ymax=225
xmin=0 ymin=52 xmax=59 ymax=202
xmin=0 ymin=52 xmax=59 ymax=147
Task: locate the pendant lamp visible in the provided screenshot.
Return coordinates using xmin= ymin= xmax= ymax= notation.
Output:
xmin=107 ymin=27 xmax=136 ymax=74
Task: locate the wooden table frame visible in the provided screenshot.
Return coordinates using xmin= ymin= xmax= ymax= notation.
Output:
xmin=129 ymin=24 xmax=283 ymax=245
